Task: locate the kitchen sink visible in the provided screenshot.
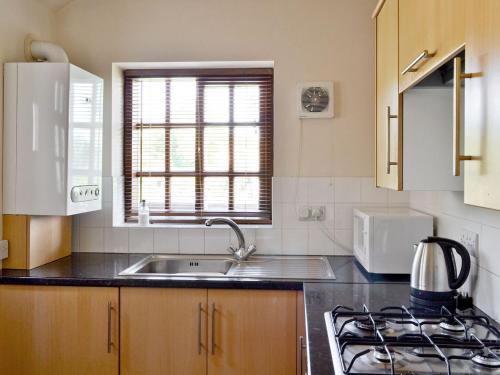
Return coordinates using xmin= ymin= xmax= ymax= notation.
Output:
xmin=120 ymin=255 xmax=234 ymax=277
xmin=119 ymin=254 xmax=335 ymax=280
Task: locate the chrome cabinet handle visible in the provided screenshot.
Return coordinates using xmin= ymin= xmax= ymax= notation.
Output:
xmin=198 ymin=303 xmax=204 ymax=354
xmin=107 ymin=301 xmax=114 ymax=354
xmin=299 ymin=336 xmax=307 ymax=375
xmin=386 ymin=106 xmax=398 ymax=174
xmin=453 ymin=56 xmax=478 ymax=176
xmin=211 ymin=303 xmax=216 ymax=355
xmin=401 ymin=50 xmax=435 ymax=75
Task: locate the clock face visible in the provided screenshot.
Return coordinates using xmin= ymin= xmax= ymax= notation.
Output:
xmin=301 ymin=87 xmax=329 ymax=112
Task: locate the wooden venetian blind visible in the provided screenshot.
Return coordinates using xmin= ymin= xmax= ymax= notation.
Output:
xmin=124 ymin=68 xmax=273 ymax=224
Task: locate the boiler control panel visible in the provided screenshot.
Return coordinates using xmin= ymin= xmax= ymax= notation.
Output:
xmin=71 ymin=185 xmax=100 ymax=203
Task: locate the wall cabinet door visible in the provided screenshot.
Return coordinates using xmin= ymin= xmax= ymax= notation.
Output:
xmin=120 ymin=288 xmax=207 ymax=375
xmin=0 ymin=285 xmax=119 ymax=375
xmin=376 ymin=0 xmax=402 ymax=190
xmin=399 ymin=0 xmax=465 ymax=91
xmin=463 ymin=0 xmax=500 ymax=209
xmin=207 ymin=289 xmax=297 ymax=375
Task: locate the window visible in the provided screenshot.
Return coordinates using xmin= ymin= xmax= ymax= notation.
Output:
xmin=124 ymin=68 xmax=273 ymax=224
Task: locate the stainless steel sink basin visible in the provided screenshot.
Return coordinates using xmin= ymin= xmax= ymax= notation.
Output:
xmin=120 ymin=255 xmax=234 ymax=277
xmin=119 ymin=254 xmax=335 ymax=280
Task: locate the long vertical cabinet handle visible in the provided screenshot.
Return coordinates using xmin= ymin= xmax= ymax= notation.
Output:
xmin=107 ymin=301 xmax=114 ymax=353
xmin=211 ymin=303 xmax=216 ymax=355
xmin=386 ymin=106 xmax=398 ymax=174
xmin=453 ymin=56 xmax=475 ymax=176
xmin=299 ymin=336 xmax=307 ymax=375
xmin=198 ymin=303 xmax=204 ymax=354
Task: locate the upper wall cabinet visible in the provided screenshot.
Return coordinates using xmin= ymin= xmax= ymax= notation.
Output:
xmin=375 ymin=0 xmax=402 ymax=190
xmin=399 ymin=0 xmax=465 ymax=92
xmin=463 ymin=0 xmax=500 ymax=209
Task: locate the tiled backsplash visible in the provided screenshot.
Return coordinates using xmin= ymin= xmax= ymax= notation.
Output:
xmin=410 ymin=191 xmax=500 ymax=322
xmin=73 ymin=176 xmax=409 ymax=255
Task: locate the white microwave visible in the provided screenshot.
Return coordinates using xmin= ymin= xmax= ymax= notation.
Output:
xmin=353 ymin=207 xmax=433 ymax=274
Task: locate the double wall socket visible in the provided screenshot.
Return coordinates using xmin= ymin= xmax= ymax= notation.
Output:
xmin=298 ymin=205 xmax=326 ymax=221
xmin=459 ymin=228 xmax=478 ymax=258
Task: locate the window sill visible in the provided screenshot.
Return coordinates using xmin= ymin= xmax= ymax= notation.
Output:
xmin=113 ymin=222 xmax=275 ymax=230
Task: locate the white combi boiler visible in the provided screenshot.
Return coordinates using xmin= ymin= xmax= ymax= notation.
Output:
xmin=3 ymin=63 xmax=103 ymax=215
xmin=353 ymin=207 xmax=433 ymax=275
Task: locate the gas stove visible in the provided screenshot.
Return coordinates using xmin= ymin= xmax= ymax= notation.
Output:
xmin=324 ymin=304 xmax=500 ymax=375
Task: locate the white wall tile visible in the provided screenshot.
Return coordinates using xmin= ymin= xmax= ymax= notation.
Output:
xmin=205 ymin=229 xmax=230 ymax=254
xmin=129 ymin=228 xmax=154 ymax=253
xmin=255 ymin=229 xmax=282 ymax=255
xmin=388 ymin=189 xmax=410 ymax=206
xmin=361 ymin=177 xmax=388 ymax=204
xmin=334 ymin=204 xmax=355 ymax=229
xmin=282 ymin=229 xmax=308 ymax=255
xmin=79 ymin=227 xmax=104 ymax=252
xmin=179 ymin=229 xmax=204 ymax=254
xmin=334 ymin=229 xmax=353 ymax=255
xmin=154 ymin=229 xmax=179 ymax=254
xmin=308 ymin=228 xmax=334 ymax=255
xmin=334 ymin=177 xmax=361 ymax=203
xmin=307 ymin=177 xmax=334 ymax=203
xmin=102 ymin=176 xmax=113 ymax=203
xmin=104 ymin=227 xmax=129 ymax=253
xmin=479 ymin=225 xmax=500 ymax=277
xmin=282 ymin=203 xmax=308 ymax=229
xmin=276 ymin=177 xmax=307 ymax=203
xmin=79 ymin=208 xmax=105 ymax=228
xmin=473 ymin=265 xmax=500 ymax=321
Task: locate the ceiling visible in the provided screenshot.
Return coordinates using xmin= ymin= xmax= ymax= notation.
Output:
xmin=38 ymin=0 xmax=75 ymax=12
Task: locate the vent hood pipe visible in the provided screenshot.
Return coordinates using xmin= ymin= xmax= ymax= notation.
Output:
xmin=24 ymin=35 xmax=69 ymax=63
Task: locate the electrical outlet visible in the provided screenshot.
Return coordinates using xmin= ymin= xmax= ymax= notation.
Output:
xmin=459 ymin=228 xmax=478 ymax=258
xmin=298 ymin=205 xmax=326 ymax=221
xmin=0 ymin=240 xmax=8 ymax=260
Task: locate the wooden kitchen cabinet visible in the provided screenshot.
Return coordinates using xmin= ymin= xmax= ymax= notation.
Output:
xmin=120 ymin=288 xmax=207 ymax=375
xmin=463 ymin=0 xmax=500 ymax=210
xmin=121 ymin=288 xmax=299 ymax=375
xmin=0 ymin=285 xmax=119 ymax=375
xmin=375 ymin=0 xmax=402 ymax=190
xmin=208 ymin=289 xmax=297 ymax=375
xmin=399 ymin=0 xmax=465 ymax=91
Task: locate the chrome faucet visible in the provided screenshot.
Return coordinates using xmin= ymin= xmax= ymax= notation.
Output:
xmin=205 ymin=218 xmax=256 ymax=261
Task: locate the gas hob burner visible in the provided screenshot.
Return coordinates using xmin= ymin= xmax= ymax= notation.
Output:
xmin=439 ymin=319 xmax=466 ymax=333
xmin=373 ymin=346 xmax=395 ymax=363
xmin=354 ymin=316 xmax=387 ymax=331
xmin=472 ymin=351 xmax=500 ymax=368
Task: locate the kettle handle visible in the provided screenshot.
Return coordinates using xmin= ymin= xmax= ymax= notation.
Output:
xmin=431 ymin=237 xmax=471 ymax=290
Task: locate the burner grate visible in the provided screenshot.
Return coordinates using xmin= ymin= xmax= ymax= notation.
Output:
xmin=328 ymin=304 xmax=500 ymax=375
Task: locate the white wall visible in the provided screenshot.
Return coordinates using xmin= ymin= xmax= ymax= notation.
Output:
xmin=0 ymin=0 xmax=56 ymax=241
xmin=54 ymin=0 xmax=377 ymax=178
xmin=410 ymin=191 xmax=500 ymax=322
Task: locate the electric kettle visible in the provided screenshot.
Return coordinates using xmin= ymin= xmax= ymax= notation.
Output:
xmin=410 ymin=237 xmax=471 ymax=310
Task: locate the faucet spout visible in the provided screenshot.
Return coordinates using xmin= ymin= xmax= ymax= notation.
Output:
xmin=205 ymin=217 xmax=256 ymax=261
xmin=205 ymin=217 xmax=246 ymax=250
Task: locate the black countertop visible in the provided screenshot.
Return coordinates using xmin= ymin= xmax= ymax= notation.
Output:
xmin=0 ymin=253 xmax=399 ymax=288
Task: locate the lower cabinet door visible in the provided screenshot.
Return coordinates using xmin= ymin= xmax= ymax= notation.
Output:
xmin=207 ymin=289 xmax=297 ymax=375
xmin=0 ymin=285 xmax=119 ymax=375
xmin=120 ymin=287 xmax=207 ymax=375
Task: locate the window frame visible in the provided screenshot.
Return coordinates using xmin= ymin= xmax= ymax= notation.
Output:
xmin=123 ymin=68 xmax=274 ymax=225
